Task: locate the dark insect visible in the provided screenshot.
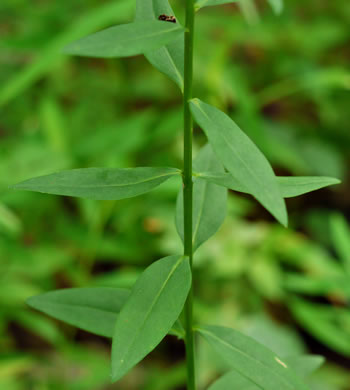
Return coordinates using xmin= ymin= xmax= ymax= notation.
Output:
xmin=158 ymin=14 xmax=176 ymax=23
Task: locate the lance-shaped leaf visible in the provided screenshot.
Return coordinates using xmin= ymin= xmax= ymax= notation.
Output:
xmin=196 ymin=173 xmax=340 ymax=198
xmin=176 ymin=144 xmax=227 ymax=251
xmin=27 ymin=287 xmax=184 ymax=339
xmin=190 ymin=99 xmax=287 ymax=226
xmin=209 ymin=355 xmax=324 ymax=390
xmin=63 ymin=21 xmax=184 ymax=58
xmin=111 ymin=255 xmax=191 ymax=382
xmin=267 ymin=0 xmax=284 ymax=14
xmin=11 ymin=167 xmax=180 ymax=200
xmin=27 ymin=288 xmax=129 ymax=338
xmin=195 ymin=0 xmax=240 ymax=11
xmin=197 ymin=325 xmax=310 ymax=390
xmin=135 ymin=0 xmax=184 ymax=90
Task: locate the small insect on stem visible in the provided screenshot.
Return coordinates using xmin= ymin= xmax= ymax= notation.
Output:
xmin=158 ymin=14 xmax=177 ymax=23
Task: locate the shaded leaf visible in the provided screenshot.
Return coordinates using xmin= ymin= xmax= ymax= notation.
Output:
xmin=135 ymin=0 xmax=184 ymax=90
xmin=190 ymin=99 xmax=287 ymax=226
xmin=27 ymin=288 xmax=129 ymax=338
xmin=197 ymin=173 xmax=340 ymax=198
xmin=12 ymin=167 xmax=180 ymax=200
xmin=197 ymin=325 xmax=309 ymax=390
xmin=111 ymin=255 xmax=191 ymax=382
xmin=176 ymin=144 xmax=227 ymax=251
xmin=64 ymin=21 xmax=184 ymax=58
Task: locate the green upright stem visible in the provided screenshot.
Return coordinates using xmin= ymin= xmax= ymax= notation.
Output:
xmin=183 ymin=1 xmax=196 ymax=390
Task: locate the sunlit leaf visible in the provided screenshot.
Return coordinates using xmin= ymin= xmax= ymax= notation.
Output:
xmin=190 ymin=99 xmax=287 ymax=226
xmin=12 ymin=167 xmax=180 ymax=200
xmin=111 ymin=255 xmax=191 ymax=382
xmin=135 ymin=0 xmax=184 ymax=90
xmin=64 ymin=21 xmax=184 ymax=58
xmin=197 ymin=325 xmax=309 ymax=390
xmin=176 ymin=144 xmax=227 ymax=251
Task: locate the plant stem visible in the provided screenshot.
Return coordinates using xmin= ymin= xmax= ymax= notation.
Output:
xmin=183 ymin=1 xmax=195 ymax=389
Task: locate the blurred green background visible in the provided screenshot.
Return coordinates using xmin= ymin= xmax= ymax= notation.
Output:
xmin=1 ymin=0 xmax=349 ymax=389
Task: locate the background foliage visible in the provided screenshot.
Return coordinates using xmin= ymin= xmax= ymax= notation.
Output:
xmin=0 ymin=0 xmax=349 ymax=389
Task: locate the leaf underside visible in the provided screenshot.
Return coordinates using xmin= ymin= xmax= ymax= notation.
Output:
xmin=12 ymin=167 xmax=180 ymax=200
xmin=111 ymin=255 xmax=191 ymax=382
xmin=176 ymin=144 xmax=227 ymax=251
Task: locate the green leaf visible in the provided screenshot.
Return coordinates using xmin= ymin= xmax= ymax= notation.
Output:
xmin=64 ymin=21 xmax=184 ymax=58
xmin=330 ymin=213 xmax=350 ymax=274
xmin=11 ymin=167 xmax=180 ymax=200
xmin=197 ymin=173 xmax=340 ymax=198
xmin=283 ymin=355 xmax=325 ymax=378
xmin=197 ymin=325 xmax=310 ymax=390
xmin=209 ymin=355 xmax=323 ymax=390
xmin=135 ymin=0 xmax=184 ymax=90
xmin=267 ymin=0 xmax=284 ymax=14
xmin=289 ymin=298 xmax=350 ymax=356
xmin=176 ymin=144 xmax=227 ymax=251
xmin=190 ymin=99 xmax=287 ymax=226
xmin=111 ymin=255 xmax=191 ymax=382
xmin=195 ymin=0 xmax=240 ymax=11
xmin=0 ymin=1 xmax=134 ymax=107
xmin=27 ymin=288 xmax=130 ymax=338
xmin=277 ymin=177 xmax=341 ymax=198
xmin=27 ymin=287 xmax=184 ymax=339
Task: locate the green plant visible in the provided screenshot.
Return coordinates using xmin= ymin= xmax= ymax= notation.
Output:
xmin=11 ymin=0 xmax=341 ymax=389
